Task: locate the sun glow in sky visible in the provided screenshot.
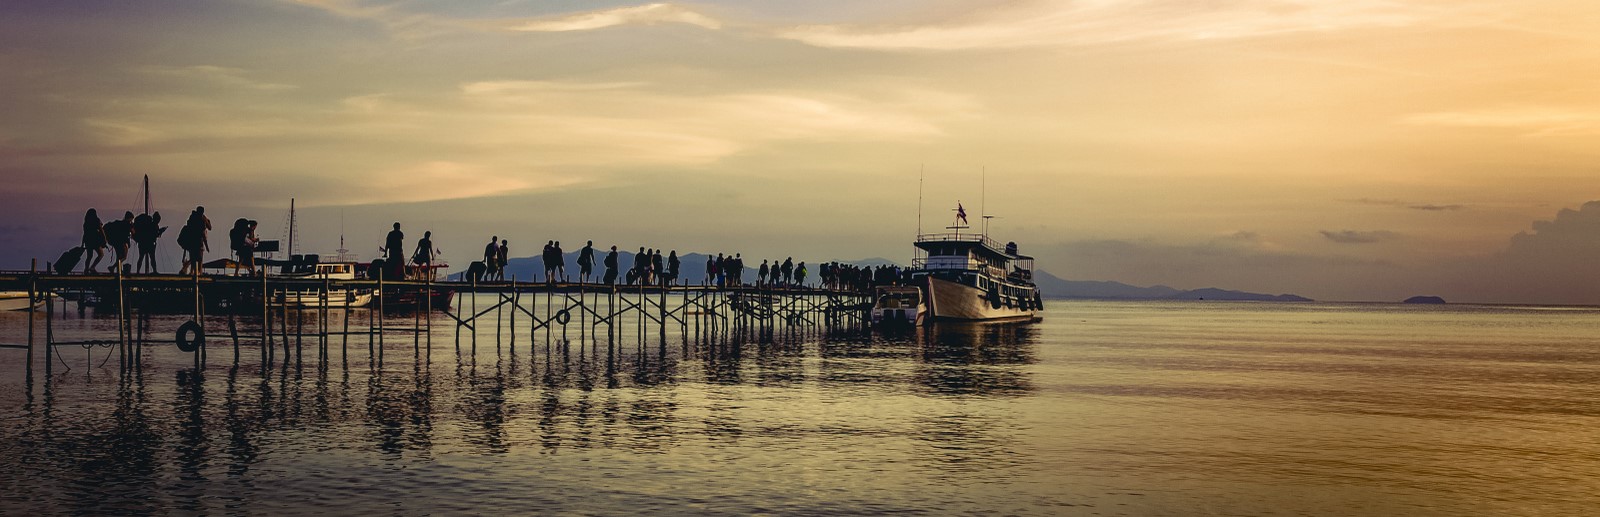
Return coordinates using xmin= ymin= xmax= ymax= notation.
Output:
xmin=3 ymin=0 xmax=1600 ymax=303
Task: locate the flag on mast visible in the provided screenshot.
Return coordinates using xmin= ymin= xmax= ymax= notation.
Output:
xmin=956 ymin=203 xmax=968 ymax=225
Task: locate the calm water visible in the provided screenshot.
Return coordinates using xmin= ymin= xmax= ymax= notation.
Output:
xmin=2 ymin=299 xmax=1599 ymax=515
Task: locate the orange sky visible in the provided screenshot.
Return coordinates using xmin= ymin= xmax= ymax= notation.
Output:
xmin=2 ymin=1 xmax=1598 ymax=303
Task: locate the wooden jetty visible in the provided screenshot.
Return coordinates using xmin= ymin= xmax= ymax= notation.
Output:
xmin=0 ymin=263 xmax=874 ymax=386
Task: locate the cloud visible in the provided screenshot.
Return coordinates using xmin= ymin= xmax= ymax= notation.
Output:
xmin=506 ymin=3 xmax=720 ymax=32
xmin=1399 ymin=106 xmax=1600 ymax=136
xmin=1319 ymin=230 xmax=1398 ymax=244
xmin=1347 ymin=198 xmax=1467 ymax=211
xmin=1438 ymin=201 xmax=1600 ymax=304
xmin=777 ymin=0 xmax=1427 ymax=51
xmin=140 ymin=65 xmax=298 ymax=91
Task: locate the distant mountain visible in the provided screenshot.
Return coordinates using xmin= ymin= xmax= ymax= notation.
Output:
xmin=1032 ymin=269 xmax=1311 ymax=302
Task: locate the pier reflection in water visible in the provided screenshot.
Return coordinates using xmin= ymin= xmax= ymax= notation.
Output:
xmin=15 ymin=300 xmax=1598 ymax=514
xmin=0 ymin=301 xmax=1042 ymax=514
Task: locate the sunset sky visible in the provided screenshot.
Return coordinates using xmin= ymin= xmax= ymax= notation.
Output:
xmin=3 ymin=0 xmax=1599 ymax=303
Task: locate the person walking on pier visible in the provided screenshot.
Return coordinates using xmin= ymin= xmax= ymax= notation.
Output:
xmin=103 ymin=211 xmax=135 ymax=272
xmin=132 ymin=211 xmax=163 ymax=274
xmin=383 ymin=222 xmax=404 ymax=278
xmin=496 ymin=239 xmax=509 ymax=282
xmin=795 ymin=261 xmax=807 ymax=287
xmin=578 ymin=240 xmax=595 ymax=283
xmin=667 ymin=250 xmax=680 ymax=286
xmin=542 ymin=241 xmax=557 ymax=283
xmin=731 ymin=254 xmax=744 ymax=286
xmin=652 ymin=249 xmax=665 ymax=286
xmin=554 ymin=241 xmax=567 ymax=281
xmin=781 ymin=257 xmax=794 ymax=288
xmin=81 ymin=208 xmax=107 ymax=273
xmin=604 ymin=245 xmax=619 ymax=285
xmin=177 ymin=206 xmax=210 ymax=275
xmin=482 ymin=236 xmax=499 ymax=281
xmin=630 ymin=247 xmax=646 ymax=285
xmin=706 ymin=254 xmax=717 ymax=285
xmin=758 ymin=260 xmax=769 ymax=288
xmin=413 ymin=230 xmax=439 ymax=267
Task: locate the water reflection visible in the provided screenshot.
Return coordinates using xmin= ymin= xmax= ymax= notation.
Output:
xmin=0 ymin=313 xmax=1039 ymax=514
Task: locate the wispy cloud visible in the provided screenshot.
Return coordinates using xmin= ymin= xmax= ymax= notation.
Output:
xmin=777 ymin=0 xmax=1428 ymax=51
xmin=1320 ymin=230 xmax=1399 ymax=244
xmin=506 ymin=3 xmax=720 ymax=32
xmin=1348 ymin=198 xmax=1467 ymax=212
xmin=1400 ymin=106 xmax=1600 ymax=136
xmin=140 ymin=65 xmax=298 ymax=91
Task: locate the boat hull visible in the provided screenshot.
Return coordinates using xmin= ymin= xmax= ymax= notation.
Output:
xmin=0 ymin=292 xmax=44 ymax=312
xmin=924 ymin=277 xmax=1037 ymax=322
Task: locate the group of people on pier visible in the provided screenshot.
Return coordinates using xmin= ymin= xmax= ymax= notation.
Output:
xmin=66 ymin=206 xmax=906 ymax=294
xmin=75 ymin=206 xmax=209 ymax=276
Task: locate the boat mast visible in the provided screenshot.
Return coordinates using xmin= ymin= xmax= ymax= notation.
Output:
xmin=980 ymin=167 xmax=987 ymax=237
xmin=142 ymin=174 xmax=150 ymax=214
xmin=288 ymin=198 xmax=295 ymax=258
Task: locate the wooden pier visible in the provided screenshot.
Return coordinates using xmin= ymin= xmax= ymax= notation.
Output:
xmin=0 ymin=266 xmax=874 ymax=385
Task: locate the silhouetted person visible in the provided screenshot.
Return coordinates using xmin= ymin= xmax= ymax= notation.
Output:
xmin=578 ymin=240 xmax=595 ymax=283
xmin=103 ymin=211 xmax=134 ymax=271
xmin=705 ymin=255 xmax=716 ymax=285
xmin=633 ymin=247 xmax=647 ymax=285
xmin=483 ymin=235 xmax=499 ymax=281
xmin=81 ymin=208 xmax=107 ymax=273
xmin=603 ymin=246 xmax=619 ymax=285
xmin=132 ymin=211 xmax=164 ymax=274
xmin=796 ymin=261 xmax=807 ymax=287
xmin=413 ymin=230 xmax=438 ymax=267
xmin=652 ymin=249 xmax=664 ymax=286
xmin=781 ymin=257 xmax=794 ymax=287
xmin=667 ymin=250 xmax=680 ymax=286
xmin=496 ymin=239 xmax=508 ymax=281
xmin=383 ymin=222 xmax=404 ymax=279
xmin=554 ymin=241 xmax=567 ymax=281
xmin=758 ymin=260 xmax=769 ymax=288
xmin=543 ymin=241 xmax=557 ymax=283
xmin=177 ymin=206 xmax=210 ymax=275
xmin=242 ymin=220 xmax=260 ymax=275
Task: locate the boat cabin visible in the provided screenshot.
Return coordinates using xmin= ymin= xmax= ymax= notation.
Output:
xmin=912 ymin=233 xmax=1035 ymax=291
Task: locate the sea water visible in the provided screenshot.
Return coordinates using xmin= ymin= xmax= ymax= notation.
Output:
xmin=1 ymin=299 xmax=1597 ymax=515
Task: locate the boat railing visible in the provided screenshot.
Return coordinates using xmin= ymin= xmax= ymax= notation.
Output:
xmin=916 ymin=233 xmax=1003 ymax=252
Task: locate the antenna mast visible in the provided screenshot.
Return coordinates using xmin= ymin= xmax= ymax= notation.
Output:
xmin=288 ymin=198 xmax=295 ymax=258
xmin=980 ymin=167 xmax=987 ymax=236
xmin=142 ymin=175 xmax=150 ymax=214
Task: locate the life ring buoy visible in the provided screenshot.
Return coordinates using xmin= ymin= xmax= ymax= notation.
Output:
xmin=554 ymin=309 xmax=572 ymax=325
xmin=176 ymin=320 xmax=204 ymax=353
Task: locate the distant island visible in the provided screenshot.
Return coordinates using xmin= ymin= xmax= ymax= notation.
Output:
xmin=1031 ymin=271 xmax=1312 ymax=302
xmin=1403 ymin=295 xmax=1447 ymax=304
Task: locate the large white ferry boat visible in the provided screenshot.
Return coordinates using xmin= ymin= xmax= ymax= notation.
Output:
xmin=909 ymin=231 xmax=1042 ymax=322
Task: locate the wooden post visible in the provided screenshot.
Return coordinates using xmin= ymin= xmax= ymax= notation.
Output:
xmin=377 ymin=268 xmax=385 ymax=366
xmin=116 ymin=264 xmax=126 ymax=373
xmin=262 ymin=273 xmax=270 ymax=371
xmin=27 ymin=259 xmax=36 ymax=392
xmin=193 ymin=265 xmax=202 ymax=372
xmin=510 ymin=276 xmax=517 ymax=356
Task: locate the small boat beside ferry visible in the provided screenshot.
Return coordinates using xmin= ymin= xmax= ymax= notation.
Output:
xmin=870 ymin=285 xmax=926 ymax=325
